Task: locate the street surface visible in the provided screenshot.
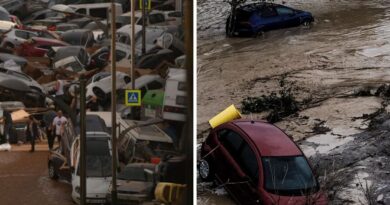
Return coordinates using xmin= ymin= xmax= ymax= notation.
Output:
xmin=0 ymin=143 xmax=73 ymax=205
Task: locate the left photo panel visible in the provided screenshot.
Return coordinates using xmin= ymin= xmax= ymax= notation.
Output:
xmin=0 ymin=0 xmax=193 ymax=204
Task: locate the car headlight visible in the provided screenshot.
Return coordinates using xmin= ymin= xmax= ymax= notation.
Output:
xmin=75 ymin=186 xmax=80 ymax=194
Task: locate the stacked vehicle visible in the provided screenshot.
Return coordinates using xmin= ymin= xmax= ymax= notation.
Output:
xmin=0 ymin=0 xmax=188 ymax=204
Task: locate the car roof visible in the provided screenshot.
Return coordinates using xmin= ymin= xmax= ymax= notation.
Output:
xmin=238 ymin=2 xmax=278 ymax=12
xmin=231 ymin=120 xmax=302 ymax=156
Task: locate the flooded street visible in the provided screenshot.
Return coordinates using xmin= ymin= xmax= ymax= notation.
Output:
xmin=0 ymin=149 xmax=72 ymax=205
xmin=197 ymin=0 xmax=390 ymax=204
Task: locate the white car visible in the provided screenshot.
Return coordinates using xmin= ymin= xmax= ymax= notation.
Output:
xmin=70 ymin=131 xmax=112 ymax=204
xmin=86 ymin=71 xmax=131 ymax=99
xmin=118 ymin=11 xmax=170 ymax=26
xmin=0 ymin=29 xmax=37 ymax=48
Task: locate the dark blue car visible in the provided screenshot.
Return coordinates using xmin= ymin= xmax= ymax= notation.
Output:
xmin=226 ymin=3 xmax=314 ymax=36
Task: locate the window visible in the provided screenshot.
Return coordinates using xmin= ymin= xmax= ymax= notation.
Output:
xmin=239 ymin=144 xmax=259 ymax=185
xmin=276 ymin=7 xmax=294 ymax=15
xmin=149 ymin=14 xmax=165 ymax=24
xmin=168 ymin=11 xmax=182 ymax=17
xmin=219 ymin=129 xmax=259 ymax=184
xmin=76 ymin=8 xmax=86 ymax=15
xmin=261 ymin=7 xmax=278 ymax=17
xmin=15 ymin=30 xmax=28 ymax=39
xmin=218 ymin=129 xmax=243 ymax=155
xmin=178 ymin=82 xmax=186 ymax=91
xmin=77 ymin=138 xmax=112 ymax=177
xmin=90 ymin=8 xmax=107 ymax=19
xmin=262 ymin=156 xmax=318 ymax=196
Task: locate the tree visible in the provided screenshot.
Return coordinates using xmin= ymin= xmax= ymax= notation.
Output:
xmin=224 ymin=0 xmax=248 ymax=36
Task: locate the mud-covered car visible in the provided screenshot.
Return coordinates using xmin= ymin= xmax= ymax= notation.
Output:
xmin=0 ymin=78 xmax=45 ymax=107
xmin=86 ymin=71 xmax=131 ymax=100
xmin=107 ymin=163 xmax=158 ymax=204
xmin=226 ymin=2 xmax=314 ymax=36
xmin=60 ymin=29 xmax=95 ymax=47
xmin=15 ymin=37 xmax=69 ymax=57
xmin=199 ymin=120 xmax=327 ymax=205
xmin=48 ymin=114 xmax=109 ymax=182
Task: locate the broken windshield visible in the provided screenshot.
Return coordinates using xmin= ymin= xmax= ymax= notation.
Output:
xmin=262 ymin=156 xmax=318 ymax=196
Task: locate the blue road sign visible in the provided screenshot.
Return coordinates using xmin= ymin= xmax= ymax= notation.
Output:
xmin=125 ymin=90 xmax=141 ymax=106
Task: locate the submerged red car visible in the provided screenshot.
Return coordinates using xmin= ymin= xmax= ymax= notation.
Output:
xmin=199 ymin=120 xmax=327 ymax=205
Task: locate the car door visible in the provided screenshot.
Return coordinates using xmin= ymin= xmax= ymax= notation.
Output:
xmin=234 ymin=141 xmax=262 ymax=204
xmin=275 ymin=6 xmax=300 ymax=28
xmin=213 ymin=128 xmax=259 ymax=204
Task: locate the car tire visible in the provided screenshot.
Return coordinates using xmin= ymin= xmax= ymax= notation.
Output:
xmin=92 ymin=87 xmax=106 ymax=100
xmin=198 ymin=159 xmax=214 ymax=182
xmin=48 ymin=162 xmax=58 ymax=180
xmin=302 ymin=19 xmax=312 ymax=28
xmin=4 ymin=42 xmax=14 ymax=49
xmin=124 ymin=76 xmax=131 ymax=84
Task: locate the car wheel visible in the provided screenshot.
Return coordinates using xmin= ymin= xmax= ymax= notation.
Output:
xmin=92 ymin=87 xmax=106 ymax=100
xmin=124 ymin=76 xmax=131 ymax=84
xmin=48 ymin=162 xmax=58 ymax=180
xmin=4 ymin=42 xmax=14 ymax=49
xmin=302 ymin=20 xmax=312 ymax=28
xmin=198 ymin=159 xmax=214 ymax=182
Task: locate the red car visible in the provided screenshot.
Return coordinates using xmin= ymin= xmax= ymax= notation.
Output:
xmin=199 ymin=120 xmax=328 ymax=205
xmin=16 ymin=37 xmax=69 ymax=57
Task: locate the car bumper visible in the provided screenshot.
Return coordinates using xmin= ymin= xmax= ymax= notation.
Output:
xmin=107 ymin=193 xmax=150 ymax=204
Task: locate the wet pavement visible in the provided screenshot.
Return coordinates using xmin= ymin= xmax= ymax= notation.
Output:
xmin=0 ymin=147 xmax=72 ymax=205
xmin=197 ymin=0 xmax=390 ymax=204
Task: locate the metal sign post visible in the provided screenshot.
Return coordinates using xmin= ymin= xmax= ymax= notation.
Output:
xmin=79 ymin=78 xmax=86 ymax=205
xmin=110 ymin=1 xmax=118 ymax=204
xmin=142 ymin=0 xmax=146 ymax=54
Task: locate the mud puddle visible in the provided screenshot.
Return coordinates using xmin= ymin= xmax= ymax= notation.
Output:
xmin=198 ymin=0 xmax=390 ymax=204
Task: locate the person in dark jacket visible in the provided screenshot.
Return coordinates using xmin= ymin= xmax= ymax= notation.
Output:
xmin=26 ymin=115 xmax=39 ymax=152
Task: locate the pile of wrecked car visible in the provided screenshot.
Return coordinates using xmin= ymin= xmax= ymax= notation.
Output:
xmin=0 ymin=0 xmax=187 ymax=204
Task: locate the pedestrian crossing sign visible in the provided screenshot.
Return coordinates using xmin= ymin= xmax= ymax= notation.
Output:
xmin=139 ymin=0 xmax=151 ymax=10
xmin=125 ymin=90 xmax=141 ymax=106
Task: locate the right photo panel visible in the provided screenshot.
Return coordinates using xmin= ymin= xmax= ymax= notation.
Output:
xmin=197 ymin=0 xmax=390 ymax=204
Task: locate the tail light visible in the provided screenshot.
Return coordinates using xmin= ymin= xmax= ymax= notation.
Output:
xmin=163 ymin=106 xmax=186 ymax=114
xmin=151 ymin=157 xmax=161 ymax=164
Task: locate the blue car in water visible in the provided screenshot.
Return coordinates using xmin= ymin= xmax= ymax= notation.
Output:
xmin=226 ymin=3 xmax=314 ymax=36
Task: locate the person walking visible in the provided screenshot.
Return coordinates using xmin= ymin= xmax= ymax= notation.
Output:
xmin=43 ymin=109 xmax=56 ymax=150
xmin=26 ymin=115 xmax=39 ymax=152
xmin=51 ymin=110 xmax=67 ymax=148
xmin=55 ymin=74 xmax=66 ymax=103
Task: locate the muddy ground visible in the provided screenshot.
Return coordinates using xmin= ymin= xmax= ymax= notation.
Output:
xmin=197 ymin=0 xmax=390 ymax=204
